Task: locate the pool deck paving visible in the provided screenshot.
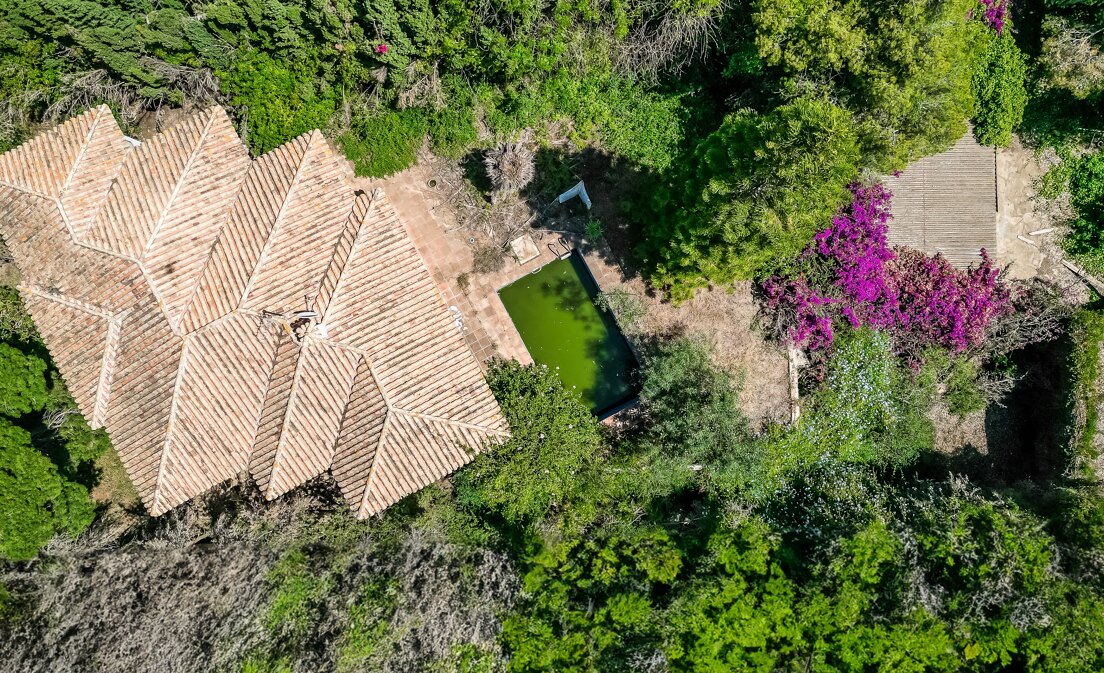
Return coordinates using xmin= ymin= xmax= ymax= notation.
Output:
xmin=365 ymin=166 xmax=629 ymax=370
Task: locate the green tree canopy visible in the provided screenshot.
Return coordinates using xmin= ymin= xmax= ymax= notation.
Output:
xmin=973 ymin=32 xmax=1029 ymax=146
xmin=0 ymin=343 xmax=48 ymax=417
xmin=0 ymin=418 xmax=95 ymax=560
xmin=645 ymin=96 xmax=860 ymax=298
xmin=753 ymin=0 xmax=984 ymax=168
xmin=454 ymin=360 xmax=605 ymax=525
xmin=635 ymin=337 xmax=762 ymax=495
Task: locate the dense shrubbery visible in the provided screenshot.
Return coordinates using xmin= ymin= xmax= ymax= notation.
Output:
xmin=0 ymin=0 xmax=695 ymax=177
xmin=339 ymin=109 xmax=428 ymax=178
xmin=0 ymin=419 xmax=94 ymax=559
xmin=1050 ymin=151 xmax=1104 ymax=274
xmin=454 ymin=360 xmax=605 ymax=526
xmin=467 ymin=345 xmax=1104 ymax=672
xmin=635 ymin=337 xmax=759 ymax=494
xmin=645 ymin=96 xmax=860 ymax=298
xmin=1070 ymin=308 xmax=1104 ymax=463
xmin=973 ymin=32 xmax=1028 ymax=147
xmin=766 ymin=330 xmax=935 ymax=484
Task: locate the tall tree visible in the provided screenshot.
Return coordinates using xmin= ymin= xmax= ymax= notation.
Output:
xmin=0 ymin=418 xmax=94 ymax=560
xmin=645 ymin=96 xmax=860 ymax=298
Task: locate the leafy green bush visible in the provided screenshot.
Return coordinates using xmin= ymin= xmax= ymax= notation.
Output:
xmin=480 ymin=74 xmax=686 ymax=171
xmin=44 ymin=380 xmax=111 ymax=468
xmin=220 ymin=50 xmax=338 ymax=154
xmin=427 ymin=77 xmax=480 ymax=159
xmin=752 ymin=0 xmax=982 ymax=168
xmin=635 ymin=337 xmax=762 ymax=495
xmin=973 ymin=32 xmax=1028 ymax=146
xmin=766 ymin=330 xmax=933 ymax=489
xmin=0 ymin=343 xmax=47 ymax=417
xmin=944 ymin=357 xmax=987 ymax=417
xmin=263 ymin=548 xmax=334 ymax=644
xmin=335 ymin=578 xmax=400 ymax=672
xmin=666 ymin=520 xmax=805 ymax=670
xmin=0 ymin=287 xmax=40 ymax=344
xmin=583 ymin=218 xmax=604 ymax=242
xmin=0 ymin=418 xmax=95 ymax=559
xmin=501 ymin=527 xmax=679 ymax=672
xmin=455 ymin=360 xmax=605 ymax=525
xmin=1058 ymin=151 xmax=1104 ymax=274
xmin=644 ymin=96 xmax=860 ymax=299
xmin=1070 ymin=308 xmax=1104 ymax=463
xmin=339 ymin=109 xmax=428 ymax=178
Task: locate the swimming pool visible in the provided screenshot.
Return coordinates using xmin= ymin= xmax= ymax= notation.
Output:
xmin=498 ymin=251 xmax=637 ymax=415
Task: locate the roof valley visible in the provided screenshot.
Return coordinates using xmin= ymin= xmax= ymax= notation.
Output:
xmin=0 ymin=106 xmax=508 ymax=519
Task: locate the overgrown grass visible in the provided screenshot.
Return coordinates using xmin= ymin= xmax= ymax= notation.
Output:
xmin=339 ymin=109 xmax=429 ymax=178
xmin=263 ymin=548 xmax=334 ymax=643
xmin=335 ymin=577 xmax=400 ymax=672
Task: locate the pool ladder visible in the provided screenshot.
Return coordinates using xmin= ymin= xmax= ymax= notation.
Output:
xmin=547 ymin=239 xmax=572 ymax=261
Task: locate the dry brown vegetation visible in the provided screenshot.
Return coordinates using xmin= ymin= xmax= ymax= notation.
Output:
xmin=0 ymin=486 xmax=517 ymax=673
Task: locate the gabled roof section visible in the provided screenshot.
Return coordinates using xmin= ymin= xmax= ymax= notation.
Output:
xmin=0 ymin=106 xmax=507 ymax=518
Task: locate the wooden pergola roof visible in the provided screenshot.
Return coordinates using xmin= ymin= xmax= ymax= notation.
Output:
xmin=883 ymin=132 xmax=998 ymax=268
xmin=0 ymin=106 xmax=507 ymax=517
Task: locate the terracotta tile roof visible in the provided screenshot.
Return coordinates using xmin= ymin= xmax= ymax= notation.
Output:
xmin=884 ymin=132 xmax=998 ymax=268
xmin=0 ymin=106 xmax=507 ymax=517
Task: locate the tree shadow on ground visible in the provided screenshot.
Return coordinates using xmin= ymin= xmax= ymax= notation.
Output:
xmin=521 ymin=145 xmax=662 ymax=281
xmin=915 ymin=331 xmax=1075 ymax=519
xmin=461 ymin=149 xmax=494 ymax=199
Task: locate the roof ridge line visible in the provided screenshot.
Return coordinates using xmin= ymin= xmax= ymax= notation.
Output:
xmin=323 ymin=351 xmax=367 ymax=480
xmin=172 ymin=111 xmax=256 ymax=333
xmin=298 ymin=336 xmax=395 ymax=409
xmin=0 ymin=107 xmax=100 ymax=201
xmin=77 ymin=118 xmax=137 ymax=250
xmin=91 ymin=313 xmax=124 ymax=429
xmin=150 ymin=334 xmax=193 ymax=515
xmin=315 ymin=190 xmax=375 ymax=320
xmin=22 ymin=283 xmax=115 ymax=320
xmin=174 ymin=227 xmax=226 ymax=333
xmin=237 ymin=131 xmax=320 ymax=310
xmin=264 ymin=338 xmax=310 ymax=499
xmin=55 ymin=107 xmax=107 ymax=236
xmin=139 ymin=109 xmax=218 ymax=261
xmin=389 ymin=407 xmax=509 ymax=437
xmin=356 ymin=408 xmax=393 ymax=518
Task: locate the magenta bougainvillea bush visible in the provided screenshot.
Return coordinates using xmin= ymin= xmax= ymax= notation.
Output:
xmin=761 ymin=183 xmax=1012 ymax=353
xmin=976 ymin=0 xmax=1008 ymax=34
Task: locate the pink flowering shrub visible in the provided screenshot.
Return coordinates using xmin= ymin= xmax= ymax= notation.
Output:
xmin=975 ymin=0 xmax=1008 ymax=34
xmin=761 ymin=183 xmax=1013 ymax=353
xmin=893 ymin=248 xmax=1012 ymax=352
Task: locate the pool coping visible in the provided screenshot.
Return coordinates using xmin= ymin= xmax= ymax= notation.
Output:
xmin=495 ymin=248 xmax=641 ymax=419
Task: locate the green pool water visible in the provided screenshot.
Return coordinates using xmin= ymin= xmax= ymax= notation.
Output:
xmin=498 ymin=252 xmax=637 ymax=415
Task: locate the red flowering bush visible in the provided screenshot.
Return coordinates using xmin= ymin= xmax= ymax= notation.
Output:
xmin=761 ymin=183 xmax=1013 ymax=353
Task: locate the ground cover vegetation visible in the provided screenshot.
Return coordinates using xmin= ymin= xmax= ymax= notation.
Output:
xmin=5 ymin=0 xmax=1104 ymax=671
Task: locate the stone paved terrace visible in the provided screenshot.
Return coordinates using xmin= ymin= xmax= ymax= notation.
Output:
xmin=365 ymin=166 xmax=628 ymax=368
